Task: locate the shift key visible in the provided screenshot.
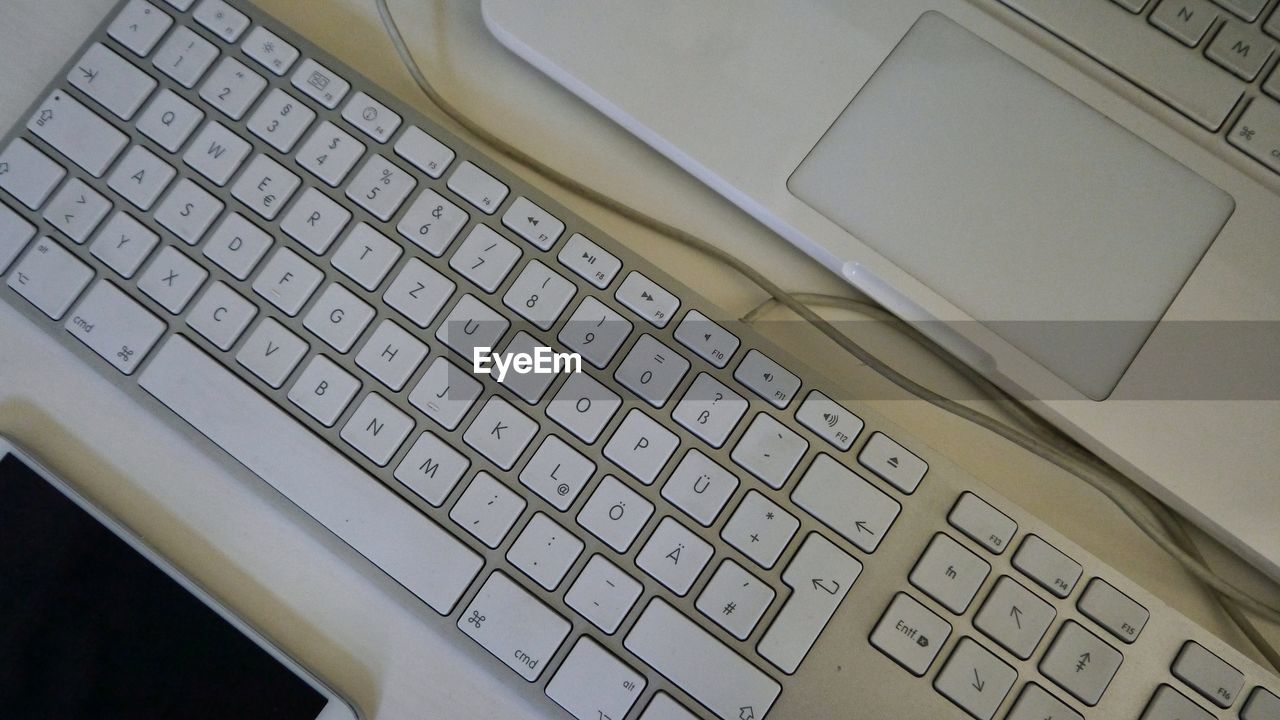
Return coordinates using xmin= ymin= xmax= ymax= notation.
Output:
xmin=27 ymin=91 xmax=128 ymax=177
xmin=65 ymin=280 xmax=166 ymax=374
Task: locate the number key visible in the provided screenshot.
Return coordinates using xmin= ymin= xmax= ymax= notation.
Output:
xmin=503 ymin=259 xmax=576 ymax=330
xmin=558 ymin=296 xmax=632 ymax=368
xmin=248 ymin=88 xmax=315 ymax=153
xmin=615 ymin=334 xmax=689 ymax=407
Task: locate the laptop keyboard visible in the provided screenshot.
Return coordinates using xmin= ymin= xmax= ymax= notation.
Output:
xmin=999 ymin=0 xmax=1280 ymax=176
xmin=1 ymin=1 xmax=1279 ymax=718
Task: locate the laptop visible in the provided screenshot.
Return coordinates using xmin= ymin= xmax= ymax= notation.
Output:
xmin=481 ymin=0 xmax=1280 ymax=579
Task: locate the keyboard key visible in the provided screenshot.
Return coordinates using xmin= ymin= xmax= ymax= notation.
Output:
xmin=28 ymin=91 xmax=128 ymax=178
xmin=1243 ymin=687 xmax=1280 ymax=720
xmin=795 ymin=390 xmax=863 ymax=451
xmin=281 ymin=187 xmax=350 ymax=255
xmin=546 ymin=637 xmax=646 ymax=720
xmin=247 ymin=88 xmax=315 ymax=153
xmin=232 ymin=153 xmax=301 ymax=221
xmin=662 ymin=449 xmax=739 ymax=527
xmin=242 ymin=26 xmax=300 ymax=75
xmin=69 ymin=43 xmax=157 ymax=121
xmin=186 ymin=280 xmax=256 ymax=350
xmin=457 ymin=572 xmax=569 ymax=681
xmin=346 ymin=154 xmax=415 ymax=221
xmin=64 ymin=280 xmax=165 ymax=374
xmin=1077 ymin=578 xmax=1149 ymax=643
xmin=503 ymin=260 xmax=576 ymax=330
xmin=193 ymin=0 xmax=249 ymax=41
xmin=303 ymin=283 xmax=375 ymax=351
xmin=731 ymin=412 xmax=809 ymax=489
xmin=616 ymin=271 xmax=679 ymax=328
xmin=108 ymin=145 xmax=176 ymax=211
xmin=1141 ymin=685 xmax=1215 ymax=720
xmin=332 ymin=222 xmax=401 ymax=291
xmin=909 ymin=533 xmax=990 ymax=614
xmin=0 ymin=139 xmax=66 ymax=210
xmin=287 ymin=354 xmax=361 ymax=426
xmin=435 ymin=293 xmax=509 ymax=362
xmin=603 ymin=409 xmax=679 ymax=484
xmin=625 ymin=599 xmax=782 ymax=720
xmin=397 ymin=187 xmax=469 ymax=256
xmin=108 ymin=0 xmax=173 ymax=57
xmin=383 ymin=258 xmax=455 ymax=328
xmin=559 ymin=296 xmax=632 ymax=368
xmin=1207 ymin=22 xmax=1277 ymax=80
xmin=559 ymin=233 xmax=621 ymax=288
xmin=673 ymin=373 xmax=747 ymax=448
xmin=204 ymin=213 xmax=272 ymax=280
xmin=519 ymin=435 xmax=596 ymax=511
xmin=1211 ymin=0 xmax=1268 ymax=20
xmin=449 ymin=224 xmax=522 ymax=293
xmin=506 ymin=512 xmax=583 ymax=590
xmin=615 ymin=334 xmax=689 ymax=407
xmin=184 ymin=121 xmax=252 ymax=186
xmin=973 ymin=576 xmax=1056 ymax=659
xmin=933 ymin=638 xmax=1017 ymax=720
xmin=91 ymin=212 xmax=159 ymax=279
xmin=340 ymin=393 xmax=413 ymax=466
xmin=502 ymin=196 xmax=564 ymax=250
xmin=463 ymin=396 xmax=539 ymax=470
xmin=137 ymin=89 xmax=204 ymax=152
xmin=721 ymin=490 xmax=798 ymax=569
xmin=44 ymin=179 xmax=112 ymax=244
xmin=792 ymin=453 xmax=901 ymax=552
xmin=1039 ymin=621 xmax=1123 ymax=706
xmin=253 ymin=247 xmax=323 ymax=316
xmin=138 ymin=245 xmax=207 ymax=313
xmin=1007 ymin=684 xmax=1083 ymax=720
xmin=296 ymin=121 xmax=365 ymax=187
xmin=869 ymin=592 xmax=952 ymax=676
xmin=154 ymin=179 xmax=222 ymax=244
xmin=758 ymin=533 xmax=862 ymax=673
xmin=394 ymin=431 xmax=470 ymax=506
xmin=565 ymin=554 xmax=643 ymax=633
xmin=1172 ymin=641 xmax=1244 ymax=708
xmin=1150 ymin=0 xmax=1219 ymax=46
xmin=395 ymin=126 xmax=455 ymax=178
xmin=0 ymin=203 xmax=35 ymax=274
xmin=577 ymin=475 xmax=653 ymax=553
xmin=152 ymin=26 xmax=218 ymax=88
xmin=450 ymin=472 xmax=526 ymax=548
xmin=492 ymin=331 xmax=559 ymax=404
xmin=641 ymin=693 xmax=699 ymax=720
xmin=545 ymin=372 xmax=622 ymax=444
xmin=673 ymin=309 xmax=740 ymax=368
xmin=734 ymin=349 xmax=800 ymax=409
xmin=636 ymin=517 xmax=712 ymax=595
xmin=199 ymin=57 xmax=267 ymax=120
xmin=1229 ymin=97 xmax=1280 ymax=174
xmin=947 ymin=492 xmax=1017 ymax=553
xmin=236 ymin=317 xmax=308 ymax=388
xmin=448 ymin=160 xmax=508 ymax=214
xmin=354 ymin=319 xmax=427 ymax=391
xmin=407 ymin=356 xmax=482 ymax=431
xmin=1012 ymin=535 xmax=1082 ymax=598
xmin=342 ymin=91 xmax=401 ymax=144
xmin=291 ymin=58 xmax=350 ymax=109
xmin=696 ymin=560 xmax=775 ymax=640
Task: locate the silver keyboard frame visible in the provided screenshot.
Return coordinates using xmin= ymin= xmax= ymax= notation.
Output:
xmin=1 ymin=1 xmax=1277 ymax=718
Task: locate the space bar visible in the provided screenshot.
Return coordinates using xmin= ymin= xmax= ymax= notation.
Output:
xmin=138 ymin=335 xmax=483 ymax=614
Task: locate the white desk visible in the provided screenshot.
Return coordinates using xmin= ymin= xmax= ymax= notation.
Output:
xmin=0 ymin=1 xmax=1275 ymax=717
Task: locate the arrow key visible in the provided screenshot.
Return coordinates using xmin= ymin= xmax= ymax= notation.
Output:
xmin=933 ymin=638 xmax=1017 ymax=720
xmin=973 ymin=576 xmax=1056 ymax=660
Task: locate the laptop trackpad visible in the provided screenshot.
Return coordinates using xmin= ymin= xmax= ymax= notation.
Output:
xmin=788 ymin=11 xmax=1234 ymax=400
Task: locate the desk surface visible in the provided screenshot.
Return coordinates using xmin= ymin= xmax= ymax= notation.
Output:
xmin=0 ymin=1 xmax=1275 ymax=717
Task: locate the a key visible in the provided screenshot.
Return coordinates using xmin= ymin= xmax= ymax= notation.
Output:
xmin=152 ymin=26 xmax=219 ymax=88
xmin=331 ymin=222 xmax=402 ymax=291
xmin=434 ymin=293 xmax=510 ymax=362
xmin=933 ymin=638 xmax=1018 ymax=720
xmin=183 ymin=121 xmax=252 ymax=186
xmin=303 ymin=283 xmax=375 ymax=352
xmin=1172 ymin=641 xmax=1244 ymax=708
xmin=449 ymin=472 xmax=526 ymax=548
xmin=296 ymin=121 xmax=365 ymax=187
xmin=661 ymin=449 xmax=739 ymax=527
xmin=462 ymin=396 xmax=539 ymax=470
xmin=546 ymin=637 xmax=647 ymax=720
xmin=449 ymin=224 xmax=522 ymax=293
xmin=108 ymin=145 xmax=176 ymax=211
xmin=1012 ymin=535 xmax=1082 ymax=598
xmin=291 ymin=58 xmax=351 ymax=110
xmin=625 ymin=599 xmax=782 ymax=720
xmin=1038 ymin=621 xmax=1123 ymax=706
xmin=519 ymin=435 xmax=596 ymax=511
xmin=253 ymin=247 xmax=323 ymax=316
xmin=457 ymin=572 xmax=569 ymax=681
xmin=869 ymin=592 xmax=953 ymax=676
xmin=616 ymin=271 xmax=679 ymax=328
xmin=695 ymin=560 xmax=775 ymax=640
xmin=0 ymin=139 xmax=66 ymax=210
xmin=792 ymin=453 xmax=901 ymax=552
xmin=734 ymin=349 xmax=801 ymax=409
xmin=340 ymin=393 xmax=414 ymax=466
xmin=615 ymin=334 xmax=689 ymax=407
xmin=203 ymin=213 xmax=273 ymax=280
xmin=69 ymin=43 xmax=157 ymax=121
xmin=503 ymin=259 xmax=576 ymax=330
xmin=108 ymin=0 xmax=173 ymax=57
xmin=397 ymin=187 xmax=469 ymax=257
xmin=565 ymin=554 xmax=643 ymax=633
xmin=1077 ymin=579 xmax=1149 ymax=644
xmin=674 ymin=310 xmax=740 ymax=368
xmin=354 ymin=319 xmax=428 ymax=391
xmin=731 ymin=413 xmax=809 ymax=489
xmin=64 ymin=280 xmax=165 ymax=374
xmin=673 ymin=372 xmax=748 ymax=448
xmin=1141 ymin=685 xmax=1215 ymax=720
xmin=558 ymin=296 xmax=632 ymax=369
xmin=407 ymin=356 xmax=482 ymax=431
xmin=394 ymin=431 xmax=471 ymax=506
xmin=281 ymin=187 xmax=350 ymax=255
xmin=199 ymin=57 xmax=267 ymax=120
xmin=559 ymin=233 xmax=621 ymax=289
xmin=186 ymin=280 xmax=257 ymax=350
xmin=721 ymin=491 xmax=798 ymax=569
xmin=447 ymin=160 xmax=508 ymax=214
xmin=346 ymin=154 xmax=415 ymax=221
xmin=947 ymin=492 xmax=1016 ymax=553
xmin=383 ymin=258 xmax=455 ymax=328
xmin=138 ymin=245 xmax=207 ymax=313
xmin=492 ymin=332 xmax=559 ymax=404
xmin=395 ymin=126 xmax=455 ymax=178
xmin=43 ymin=179 xmax=112 ymax=244
xmin=909 ymin=533 xmax=991 ymax=614
xmin=603 ymin=409 xmax=679 ymax=484
xmin=137 ymin=89 xmax=204 ymax=152
xmin=758 ymin=533 xmax=863 ymax=673
xmin=236 ymin=317 xmax=309 ymax=388
xmin=154 ymin=178 xmax=223 ymax=244
xmin=973 ymin=576 xmax=1057 ymax=659
xmin=576 ymin=475 xmax=653 ymax=552
xmin=28 ymin=91 xmax=128 ymax=178
xmin=241 ymin=26 xmax=299 ymax=76
xmin=545 ymin=372 xmax=622 ymax=444
xmin=7 ymin=238 xmax=93 ymax=320
xmin=0 ymin=205 xmax=37 ymax=273
xmin=193 ymin=0 xmax=249 ymax=41
xmin=636 ymin=516 xmax=713 ymax=595
xmin=507 ymin=512 xmax=584 ymax=590
xmin=232 ymin=154 xmax=301 ymax=220
xmin=342 ymin=91 xmax=402 ymax=144
xmin=502 ymin=197 xmax=564 ymax=251
xmin=795 ymin=390 xmax=863 ymax=451
xmin=1006 ymin=684 xmax=1083 ymax=720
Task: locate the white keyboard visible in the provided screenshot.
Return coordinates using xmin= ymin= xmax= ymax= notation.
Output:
xmin=1 ymin=1 xmax=1278 ymax=718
